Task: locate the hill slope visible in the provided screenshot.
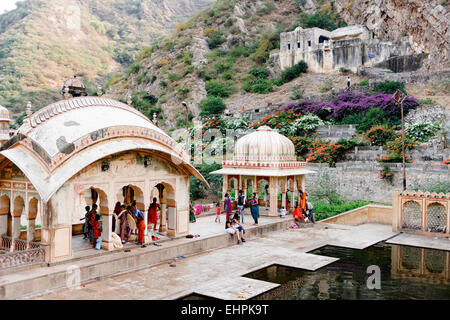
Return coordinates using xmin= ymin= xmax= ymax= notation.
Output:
xmin=108 ymin=0 xmax=449 ymax=131
xmin=0 ymin=0 xmax=215 ymax=123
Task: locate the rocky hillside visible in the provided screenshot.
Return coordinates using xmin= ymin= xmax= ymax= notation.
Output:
xmin=333 ymin=0 xmax=449 ymax=72
xmin=0 ymin=0 xmax=214 ymax=123
xmin=106 ymin=0 xmax=309 ymax=128
xmin=109 ymin=0 xmax=449 ymax=131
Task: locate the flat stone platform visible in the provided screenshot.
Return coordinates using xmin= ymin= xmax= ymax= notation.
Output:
xmin=386 ymin=233 xmax=450 ymax=251
xmin=19 ymin=222 xmax=399 ymax=300
xmin=0 ymin=215 xmax=293 ymax=300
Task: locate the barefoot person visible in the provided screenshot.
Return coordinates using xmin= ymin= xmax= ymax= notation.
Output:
xmin=148 ymin=198 xmax=160 ymax=240
xmin=250 ymin=192 xmax=259 ymax=225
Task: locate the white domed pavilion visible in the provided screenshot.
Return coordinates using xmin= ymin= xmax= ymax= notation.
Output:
xmin=0 ymin=96 xmax=208 ymax=263
xmin=212 ymin=126 xmax=315 ymax=216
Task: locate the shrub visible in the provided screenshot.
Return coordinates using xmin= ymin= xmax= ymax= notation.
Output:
xmin=357 ymin=107 xmax=387 ymax=133
xmin=200 ymin=96 xmax=226 ymax=115
xmin=335 ymin=137 xmax=368 ymax=149
xmin=359 ymin=80 xmax=369 ymax=86
xmin=248 ymin=67 xmax=270 ymax=79
xmin=289 ymin=136 xmax=315 ymax=158
xmin=386 ymin=136 xmax=417 ymax=153
xmin=292 ymin=113 xmax=325 ymax=134
xmin=377 ymin=152 xmax=412 ymax=163
xmin=205 ymin=80 xmax=234 ymax=98
xmin=204 ymin=28 xmax=225 ymax=49
xmin=231 ymin=45 xmax=251 ymax=58
xmin=275 ymin=61 xmax=308 ymax=85
xmin=243 ymin=78 xmax=273 ymax=94
xmin=297 ymin=11 xmax=346 ymax=31
xmin=286 ymin=92 xmax=418 ymax=123
xmin=373 ymin=81 xmax=405 ymax=94
xmin=314 ymin=200 xmax=370 ymax=221
xmin=251 ymin=38 xmax=271 ymax=64
xmin=319 ymin=79 xmax=333 ymax=93
xmin=157 ymin=59 xmax=169 ymax=67
xmin=379 ymin=165 xmax=394 ymax=184
xmin=405 ymin=121 xmax=440 ymax=142
xmin=306 ymin=140 xmax=345 ymax=167
xmin=290 ymin=85 xmax=305 ymax=100
xmin=126 ymin=63 xmax=141 ymax=74
xmin=420 ymin=98 xmax=436 ymax=105
xmin=168 ymin=73 xmax=181 ymax=82
xmin=340 ymin=67 xmax=351 ymax=73
xmin=178 ymin=87 xmax=190 ymax=98
xmin=364 ymin=126 xmax=398 ymax=146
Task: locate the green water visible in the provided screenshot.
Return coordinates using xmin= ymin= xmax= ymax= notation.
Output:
xmin=245 ymin=243 xmax=450 ymax=300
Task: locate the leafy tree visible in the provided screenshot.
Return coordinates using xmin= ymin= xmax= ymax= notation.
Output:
xmin=200 ymin=96 xmax=226 ymax=115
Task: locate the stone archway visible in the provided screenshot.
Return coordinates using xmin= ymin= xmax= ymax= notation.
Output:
xmin=76 ymin=186 xmax=110 ymax=250
xmin=116 ymin=184 xmax=145 ymax=241
xmin=0 ymin=194 xmax=10 ymax=236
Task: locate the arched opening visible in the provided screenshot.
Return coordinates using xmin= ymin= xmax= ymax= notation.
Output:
xmin=0 ymin=194 xmax=10 ymax=237
xmin=402 ymin=201 xmax=421 ymax=230
xmin=27 ymin=197 xmax=39 ymax=243
xmin=116 ymin=185 xmax=145 ymax=240
xmin=258 ymin=179 xmax=270 ymax=208
xmin=13 ymin=196 xmax=24 ymax=239
xmin=74 ymin=187 xmax=109 ymax=252
xmin=426 ymin=203 xmax=447 ymax=233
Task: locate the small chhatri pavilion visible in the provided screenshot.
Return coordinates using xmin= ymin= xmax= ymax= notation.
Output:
xmin=212 ymin=126 xmax=315 ymax=216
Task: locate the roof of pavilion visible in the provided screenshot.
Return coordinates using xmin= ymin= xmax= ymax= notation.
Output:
xmin=0 ymin=96 xmax=208 ymax=202
xmin=211 ymin=125 xmax=316 ymax=177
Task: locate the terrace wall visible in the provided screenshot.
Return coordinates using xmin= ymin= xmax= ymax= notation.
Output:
xmin=305 ymin=162 xmax=449 ymax=204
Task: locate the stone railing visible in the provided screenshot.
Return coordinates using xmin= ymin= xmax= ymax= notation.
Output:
xmin=392 ymin=190 xmax=449 ymax=237
xmin=0 ymin=235 xmax=44 ymax=269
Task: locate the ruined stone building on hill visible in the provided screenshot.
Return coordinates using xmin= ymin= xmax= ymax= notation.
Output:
xmin=280 ymin=25 xmax=426 ymax=73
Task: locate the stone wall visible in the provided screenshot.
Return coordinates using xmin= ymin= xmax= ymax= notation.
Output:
xmin=305 ymin=162 xmax=449 ymax=204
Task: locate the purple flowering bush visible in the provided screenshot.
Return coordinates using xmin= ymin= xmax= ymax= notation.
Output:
xmin=283 ymin=92 xmax=418 ymax=122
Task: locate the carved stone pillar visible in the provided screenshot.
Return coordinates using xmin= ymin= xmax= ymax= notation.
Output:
xmin=269 ymin=176 xmax=278 ymax=217
xmin=27 ymin=219 xmax=36 ymax=243
xmin=159 ymin=203 xmax=167 ymax=232
xmin=40 ymin=200 xmax=72 ymax=263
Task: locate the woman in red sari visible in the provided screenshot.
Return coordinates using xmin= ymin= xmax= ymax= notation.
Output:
xmin=92 ymin=214 xmax=101 ymax=248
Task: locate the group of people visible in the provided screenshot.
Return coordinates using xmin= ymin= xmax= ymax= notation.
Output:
xmin=81 ymin=198 xmax=163 ymax=250
xmin=217 ymin=189 xmax=314 ymax=234
xmin=221 ymin=191 xmax=260 ymax=226
xmin=80 ymin=204 xmax=101 ymax=249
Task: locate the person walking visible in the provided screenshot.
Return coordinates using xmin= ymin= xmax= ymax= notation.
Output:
xmin=249 ymin=192 xmax=260 ymax=226
xmin=237 ymin=190 xmax=246 ymax=224
xmin=215 ymin=202 xmax=221 ymax=223
xmin=347 ymin=76 xmax=351 ymax=89
xmin=224 ymin=193 xmax=232 ymax=220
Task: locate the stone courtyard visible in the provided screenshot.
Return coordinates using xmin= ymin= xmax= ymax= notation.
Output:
xmin=16 ymin=212 xmax=448 ymax=300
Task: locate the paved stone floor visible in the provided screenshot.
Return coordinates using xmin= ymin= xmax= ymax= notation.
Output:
xmin=24 ymin=222 xmax=399 ymax=300
xmin=386 ymin=233 xmax=450 ymax=251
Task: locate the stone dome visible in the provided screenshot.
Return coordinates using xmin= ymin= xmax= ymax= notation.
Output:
xmin=0 ymin=105 xmax=10 ymax=122
xmin=234 ymin=126 xmax=296 ymax=163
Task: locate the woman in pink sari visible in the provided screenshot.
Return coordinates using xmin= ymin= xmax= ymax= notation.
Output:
xmin=223 ymin=193 xmax=232 ymax=220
